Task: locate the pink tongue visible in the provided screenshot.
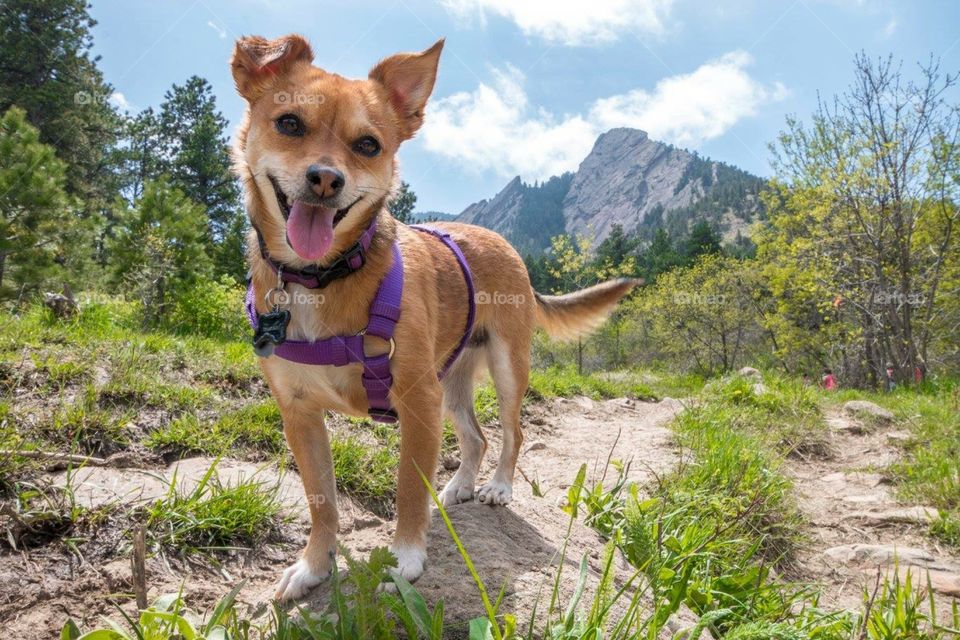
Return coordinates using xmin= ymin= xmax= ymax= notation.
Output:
xmin=286 ymin=201 xmax=336 ymax=261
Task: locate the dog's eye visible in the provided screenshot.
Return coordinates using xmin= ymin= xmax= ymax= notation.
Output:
xmin=275 ymin=114 xmax=305 ymax=137
xmin=352 ymin=136 xmax=381 ymax=158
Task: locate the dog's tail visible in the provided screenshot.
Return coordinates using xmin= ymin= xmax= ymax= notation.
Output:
xmin=533 ymin=278 xmax=640 ymax=341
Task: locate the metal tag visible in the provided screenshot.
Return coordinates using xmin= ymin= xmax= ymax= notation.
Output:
xmin=252 ymin=308 xmax=290 ymax=358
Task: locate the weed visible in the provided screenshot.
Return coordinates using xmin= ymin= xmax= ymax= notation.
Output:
xmin=144 ymin=460 xmax=284 ymax=552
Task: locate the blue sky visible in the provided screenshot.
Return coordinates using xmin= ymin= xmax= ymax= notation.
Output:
xmin=89 ymin=0 xmax=960 ymax=214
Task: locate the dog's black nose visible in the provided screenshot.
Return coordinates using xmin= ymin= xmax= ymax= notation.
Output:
xmin=305 ymin=165 xmax=345 ymax=199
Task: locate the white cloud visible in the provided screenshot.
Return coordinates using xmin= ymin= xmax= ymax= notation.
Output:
xmin=109 ymin=91 xmax=132 ymax=112
xmin=589 ymin=51 xmax=789 ymax=148
xmin=440 ymin=0 xmax=675 ymax=45
xmin=422 ymin=51 xmax=787 ymax=180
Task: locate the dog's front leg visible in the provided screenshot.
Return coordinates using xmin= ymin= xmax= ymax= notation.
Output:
xmin=391 ymin=377 xmax=443 ymax=583
xmin=275 ymin=407 xmax=338 ymax=601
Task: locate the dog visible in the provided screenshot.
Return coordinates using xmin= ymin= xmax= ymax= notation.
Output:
xmin=230 ymin=34 xmax=638 ymax=601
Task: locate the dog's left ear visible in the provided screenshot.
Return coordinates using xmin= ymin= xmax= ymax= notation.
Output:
xmin=369 ymin=39 xmax=444 ymax=140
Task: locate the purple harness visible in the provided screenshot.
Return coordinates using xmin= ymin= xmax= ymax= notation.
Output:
xmin=246 ymin=221 xmax=475 ymax=424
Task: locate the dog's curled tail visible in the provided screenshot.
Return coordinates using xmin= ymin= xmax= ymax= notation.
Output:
xmin=533 ymin=278 xmax=641 ymax=341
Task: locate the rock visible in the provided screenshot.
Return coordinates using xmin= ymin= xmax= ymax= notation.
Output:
xmin=886 ymin=430 xmax=911 ymax=444
xmin=738 ymin=366 xmax=761 ymax=378
xmin=42 ymin=286 xmax=77 ymax=318
xmin=842 ymin=400 xmax=895 ymax=424
xmin=442 ymin=455 xmax=460 ymax=471
xmin=752 ymin=382 xmax=767 ymax=395
xmin=844 ymin=506 xmax=939 ymax=526
xmin=892 ymin=566 xmax=960 ymax=598
xmin=822 ymin=544 xmax=956 ymax=572
xmin=524 ymin=442 xmax=547 ymax=453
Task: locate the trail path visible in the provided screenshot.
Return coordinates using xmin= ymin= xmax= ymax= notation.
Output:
xmin=1 ymin=396 xmax=688 ymax=638
xmin=787 ymin=403 xmax=960 ymax=615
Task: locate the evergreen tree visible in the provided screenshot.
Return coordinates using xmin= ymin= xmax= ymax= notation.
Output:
xmin=0 ymin=0 xmax=119 ymax=205
xmin=388 ymin=181 xmax=417 ymax=223
xmin=684 ymin=220 xmax=722 ymax=260
xmin=0 ymin=107 xmax=73 ymax=298
xmin=108 ymin=178 xmax=212 ymax=323
xmin=158 ymin=77 xmax=241 ymax=242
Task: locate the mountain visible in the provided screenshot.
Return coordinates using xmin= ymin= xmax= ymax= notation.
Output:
xmin=456 ymin=128 xmax=765 ymax=254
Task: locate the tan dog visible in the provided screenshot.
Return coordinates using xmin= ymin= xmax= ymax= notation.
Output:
xmin=230 ymin=34 xmax=637 ymax=601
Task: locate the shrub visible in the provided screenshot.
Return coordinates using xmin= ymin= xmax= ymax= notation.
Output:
xmin=168 ymin=275 xmax=248 ymax=341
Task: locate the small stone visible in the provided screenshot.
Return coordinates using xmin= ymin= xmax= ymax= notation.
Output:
xmin=843 ymin=400 xmax=895 ymax=424
xmin=524 ymin=442 xmax=547 ymax=453
xmin=844 ymin=506 xmax=939 ymax=526
xmin=353 ymin=516 xmax=383 ymax=530
xmin=886 ymin=431 xmax=911 ymax=444
xmin=752 ymin=382 xmax=767 ymax=395
xmin=442 ymin=455 xmax=460 ymax=471
xmin=738 ymin=366 xmax=761 ymax=378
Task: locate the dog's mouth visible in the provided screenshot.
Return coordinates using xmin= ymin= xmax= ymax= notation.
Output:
xmin=268 ymin=175 xmax=362 ymax=262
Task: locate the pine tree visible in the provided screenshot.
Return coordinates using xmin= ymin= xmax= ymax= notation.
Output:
xmin=108 ymin=178 xmax=212 ymax=323
xmin=388 ymin=181 xmax=417 ymax=223
xmin=157 ymin=76 xmax=243 ymax=277
xmin=0 ymin=0 xmax=120 ymax=205
xmin=0 ymin=107 xmax=73 ymax=298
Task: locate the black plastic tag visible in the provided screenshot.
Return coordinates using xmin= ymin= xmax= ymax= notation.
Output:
xmin=253 ymin=309 xmax=290 ymax=358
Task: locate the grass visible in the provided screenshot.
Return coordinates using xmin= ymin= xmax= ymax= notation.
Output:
xmin=144 ymin=459 xmax=284 ymax=552
xmin=146 ymin=400 xmax=286 ymax=457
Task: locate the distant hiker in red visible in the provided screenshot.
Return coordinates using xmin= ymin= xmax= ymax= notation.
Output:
xmin=821 ymin=368 xmax=837 ymax=390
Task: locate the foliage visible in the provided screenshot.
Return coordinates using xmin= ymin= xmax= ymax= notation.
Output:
xmin=758 ymin=54 xmax=960 ymax=386
xmin=108 ymin=177 xmax=213 ymax=324
xmin=0 ymin=0 xmax=120 ymax=208
xmin=144 ymin=459 xmax=284 ymax=552
xmin=389 ymin=180 xmax=417 ymax=223
xmin=625 ymin=254 xmax=768 ymax=374
xmin=0 ymin=107 xmax=75 ymax=298
xmin=167 ymin=275 xmax=249 ymax=341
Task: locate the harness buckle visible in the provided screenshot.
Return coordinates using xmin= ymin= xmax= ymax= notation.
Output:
xmin=357 ymin=329 xmax=396 ymax=360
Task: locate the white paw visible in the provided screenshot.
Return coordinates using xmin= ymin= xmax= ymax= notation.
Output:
xmin=477 ymin=480 xmax=513 ymax=505
xmin=390 ymin=544 xmax=427 ymax=583
xmin=274 ymin=558 xmax=328 ymax=601
xmin=439 ymin=480 xmax=475 ymax=506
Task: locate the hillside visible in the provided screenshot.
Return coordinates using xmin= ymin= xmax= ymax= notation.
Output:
xmin=457 ymin=128 xmax=766 ymax=253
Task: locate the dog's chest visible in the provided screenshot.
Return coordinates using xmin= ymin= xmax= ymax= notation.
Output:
xmin=261 ymin=297 xmax=370 ymax=417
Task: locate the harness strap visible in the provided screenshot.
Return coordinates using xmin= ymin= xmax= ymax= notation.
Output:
xmin=410 ymin=225 xmax=476 ymax=378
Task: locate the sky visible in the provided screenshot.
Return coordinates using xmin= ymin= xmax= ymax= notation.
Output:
xmin=89 ymin=0 xmax=960 ymax=215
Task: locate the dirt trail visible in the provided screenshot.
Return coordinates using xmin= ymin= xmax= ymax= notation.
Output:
xmin=787 ymin=404 xmax=960 ymax=614
xmin=0 ymin=396 xmax=687 ymax=638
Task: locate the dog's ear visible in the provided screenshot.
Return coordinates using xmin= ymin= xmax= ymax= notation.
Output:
xmin=369 ymin=39 xmax=444 ymax=140
xmin=231 ymin=34 xmax=313 ymax=101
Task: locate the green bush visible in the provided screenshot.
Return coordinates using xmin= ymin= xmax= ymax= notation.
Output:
xmin=168 ymin=275 xmax=248 ymax=341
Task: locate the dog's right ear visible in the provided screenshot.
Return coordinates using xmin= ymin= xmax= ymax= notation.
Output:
xmin=231 ymin=34 xmax=313 ymax=101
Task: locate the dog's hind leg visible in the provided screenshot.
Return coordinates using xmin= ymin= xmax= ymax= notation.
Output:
xmin=439 ymin=347 xmax=488 ymax=506
xmin=477 ymin=330 xmax=529 ymax=506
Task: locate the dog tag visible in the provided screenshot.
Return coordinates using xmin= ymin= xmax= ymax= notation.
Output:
xmin=253 ymin=308 xmax=290 ymax=358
